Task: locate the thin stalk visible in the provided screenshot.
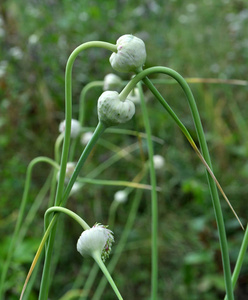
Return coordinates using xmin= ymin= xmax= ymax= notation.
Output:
xmin=130 ymin=66 xmax=234 ymax=300
xmin=92 ymin=252 xmax=123 ymax=300
xmin=38 ymin=122 xmax=106 ymax=300
xmin=19 ymin=172 xmax=52 ymax=242
xmin=79 ymin=81 xmax=104 ymax=125
xmin=44 ymin=206 xmax=90 ymax=231
xmin=224 ymin=224 xmax=248 ymax=300
xmin=0 ymin=157 xmax=59 ymax=299
xmin=137 ymin=82 xmax=158 ymax=299
xmin=39 ymin=40 xmax=116 ymax=300
xmin=92 ymin=187 xmax=143 ymax=300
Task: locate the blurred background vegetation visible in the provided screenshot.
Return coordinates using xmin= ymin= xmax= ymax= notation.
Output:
xmin=1 ymin=0 xmax=248 ymax=299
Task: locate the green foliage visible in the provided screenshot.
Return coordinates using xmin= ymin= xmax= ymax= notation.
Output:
xmin=1 ymin=0 xmax=248 ymax=299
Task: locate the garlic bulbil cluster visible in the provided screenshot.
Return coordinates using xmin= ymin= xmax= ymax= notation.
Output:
xmin=110 ymin=34 xmax=146 ymax=73
xmin=77 ymin=223 xmax=114 ymax=262
xmin=98 ymin=91 xmax=135 ymax=127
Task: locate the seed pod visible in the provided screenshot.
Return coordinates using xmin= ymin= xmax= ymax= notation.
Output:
xmin=110 ymin=34 xmax=146 ymax=73
xmin=98 ymin=91 xmax=135 ymax=127
xmin=77 ymin=223 xmax=114 ymax=262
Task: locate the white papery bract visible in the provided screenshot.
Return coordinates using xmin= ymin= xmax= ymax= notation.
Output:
xmin=77 ymin=224 xmax=114 ymax=262
xmin=98 ymin=91 xmax=135 ymax=127
xmin=103 ymin=73 xmax=123 ymax=91
xmin=109 ymin=34 xmax=146 ymax=73
xmin=59 ymin=119 xmax=82 ymax=138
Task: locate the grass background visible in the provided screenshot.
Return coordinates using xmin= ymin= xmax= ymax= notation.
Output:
xmin=1 ymin=0 xmax=248 ymax=299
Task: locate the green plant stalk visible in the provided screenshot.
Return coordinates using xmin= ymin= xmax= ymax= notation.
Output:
xmin=19 ymin=172 xmax=52 ymax=242
xmin=45 ymin=207 xmax=123 ymax=300
xmin=137 ymin=82 xmax=159 ymax=299
xmin=224 ymin=224 xmax=248 ymax=300
xmin=120 ymin=66 xmax=234 ymax=300
xmin=70 ymin=81 xmax=105 ymax=162
xmin=79 ymin=80 xmax=104 ymax=125
xmin=0 ymin=157 xmax=59 ymax=300
xmin=108 ymin=187 xmax=132 ymax=229
xmin=92 ymin=252 xmax=123 ymax=300
xmin=141 ymin=75 xmax=235 ymax=300
xmin=44 ymin=206 xmax=90 ymax=231
xmin=92 ymin=187 xmax=143 ymax=300
xmin=55 ymin=41 xmax=116 ymax=208
xmin=39 ymin=122 xmax=106 ymax=300
xmin=39 ymin=41 xmax=117 ymax=300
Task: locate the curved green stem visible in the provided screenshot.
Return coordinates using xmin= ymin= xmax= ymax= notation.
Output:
xmin=39 ymin=122 xmax=106 ymax=300
xmin=44 ymin=206 xmax=90 ymax=231
xmin=55 ymin=41 xmax=116 ymax=208
xmin=39 ymin=41 xmax=116 ymax=300
xmin=0 ymin=157 xmax=59 ymax=300
xmin=92 ymin=252 xmax=123 ymax=300
xmin=123 ymin=66 xmax=234 ymax=300
xmin=79 ymin=81 xmax=104 ymax=125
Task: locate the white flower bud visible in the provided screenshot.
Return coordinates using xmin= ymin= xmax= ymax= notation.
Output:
xmin=98 ymin=91 xmax=135 ymax=127
xmin=109 ymin=34 xmax=146 ymax=73
xmin=103 ymin=73 xmax=123 ymax=91
xmin=59 ymin=119 xmax=82 ymax=138
xmin=80 ymin=132 xmax=93 ymax=145
xmin=57 ymin=162 xmax=76 ymax=183
xmin=153 ymin=155 xmax=165 ymax=170
xmin=128 ymin=87 xmax=141 ymax=104
xmin=114 ymin=190 xmax=128 ymax=203
xmin=77 ymin=223 xmax=114 ymax=262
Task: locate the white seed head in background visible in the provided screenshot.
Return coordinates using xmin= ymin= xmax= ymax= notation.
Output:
xmin=59 ymin=119 xmax=82 ymax=138
xmin=103 ymin=73 xmax=123 ymax=91
xmin=80 ymin=132 xmax=94 ymax=145
xmin=153 ymin=155 xmax=165 ymax=170
xmin=114 ymin=190 xmax=128 ymax=203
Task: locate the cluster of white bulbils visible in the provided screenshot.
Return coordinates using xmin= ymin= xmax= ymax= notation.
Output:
xmin=98 ymin=34 xmax=146 ymax=127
